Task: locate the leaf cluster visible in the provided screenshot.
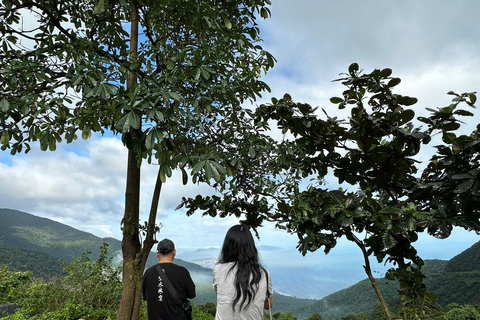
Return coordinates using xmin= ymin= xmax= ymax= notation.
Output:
xmin=0 ymin=0 xmax=276 ymax=188
xmin=181 ymin=63 xmax=479 ymax=311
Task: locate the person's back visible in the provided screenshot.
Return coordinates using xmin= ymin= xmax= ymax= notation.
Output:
xmin=213 ymin=225 xmax=274 ymax=320
xmin=142 ymin=239 xmax=196 ymax=320
xmin=214 ymin=262 xmax=272 ymax=320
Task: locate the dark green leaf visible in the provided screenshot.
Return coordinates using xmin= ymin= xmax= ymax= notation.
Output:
xmin=330 ymin=97 xmax=343 ymax=104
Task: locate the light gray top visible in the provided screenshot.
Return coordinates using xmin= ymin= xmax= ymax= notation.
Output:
xmin=213 ymin=262 xmax=273 ymax=320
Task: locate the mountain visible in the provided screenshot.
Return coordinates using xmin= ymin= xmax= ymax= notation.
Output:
xmin=300 ymin=249 xmax=480 ymax=319
xmin=0 ymin=208 xmax=212 ymax=279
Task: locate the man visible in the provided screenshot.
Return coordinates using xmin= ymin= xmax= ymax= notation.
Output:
xmin=142 ymin=238 xmax=196 ymax=320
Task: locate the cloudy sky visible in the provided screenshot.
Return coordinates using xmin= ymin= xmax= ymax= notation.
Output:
xmin=1 ymin=0 xmax=480 ymax=293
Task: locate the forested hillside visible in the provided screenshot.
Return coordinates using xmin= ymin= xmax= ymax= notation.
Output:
xmin=0 ymin=242 xmax=65 ymax=278
xmin=305 ymin=252 xmax=480 ymax=318
xmin=0 ymin=208 xmax=212 ymax=278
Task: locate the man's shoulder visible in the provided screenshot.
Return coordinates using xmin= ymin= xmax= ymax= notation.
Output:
xmin=170 ymin=263 xmax=190 ymax=273
xmin=144 ymin=263 xmax=159 ymax=275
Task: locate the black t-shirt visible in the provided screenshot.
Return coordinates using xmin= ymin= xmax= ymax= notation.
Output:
xmin=142 ymin=262 xmax=196 ymax=320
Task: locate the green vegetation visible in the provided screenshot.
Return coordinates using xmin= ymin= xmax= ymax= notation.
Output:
xmin=1 ymin=243 xmax=480 ymax=319
xmin=2 ymin=209 xmax=480 ymax=319
xmin=0 ymin=242 xmax=65 ymax=279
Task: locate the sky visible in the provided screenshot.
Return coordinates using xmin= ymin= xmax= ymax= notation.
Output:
xmin=1 ymin=0 xmax=480 ymax=297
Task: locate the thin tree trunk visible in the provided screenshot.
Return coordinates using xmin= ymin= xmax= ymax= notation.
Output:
xmin=116 ymin=1 xmax=142 ymax=319
xmin=117 ymin=148 xmax=143 ymax=320
xmin=349 ymin=233 xmax=394 ymax=320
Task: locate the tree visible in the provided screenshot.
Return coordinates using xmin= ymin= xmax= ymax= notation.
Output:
xmin=0 ymin=0 xmax=275 ymax=319
xmin=182 ymin=63 xmax=480 ymax=318
xmin=306 ymin=312 xmax=324 ymax=320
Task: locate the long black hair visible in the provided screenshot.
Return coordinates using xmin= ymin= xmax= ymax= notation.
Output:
xmin=219 ymin=224 xmax=263 ymax=311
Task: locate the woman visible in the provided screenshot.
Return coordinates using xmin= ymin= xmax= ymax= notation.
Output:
xmin=213 ymin=224 xmax=274 ymax=320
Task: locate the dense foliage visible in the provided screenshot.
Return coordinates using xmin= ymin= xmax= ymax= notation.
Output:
xmin=1 ymin=0 xmax=276 ymax=318
xmin=0 ymin=243 xmax=65 ymax=279
xmin=182 ymin=63 xmax=480 ymax=318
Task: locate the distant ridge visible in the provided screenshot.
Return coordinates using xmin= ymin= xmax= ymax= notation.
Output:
xmin=292 ymin=243 xmax=480 ymax=318
xmin=444 ymin=240 xmax=480 ymax=272
xmin=0 ymin=208 xmax=212 ymax=277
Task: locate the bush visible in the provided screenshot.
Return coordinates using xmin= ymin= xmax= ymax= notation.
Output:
xmin=1 ymin=242 xmax=121 ymax=320
xmin=192 ymin=304 xmax=215 ymax=320
xmin=444 ymin=304 xmax=480 ymax=320
xmin=0 ymin=265 xmax=33 ymax=303
xmin=274 ymin=311 xmax=297 ymax=320
xmin=340 ymin=312 xmax=368 ymax=320
xmin=197 ymin=302 xmax=216 ymax=317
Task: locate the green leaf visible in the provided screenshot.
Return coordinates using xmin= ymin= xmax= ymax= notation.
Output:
xmin=260 ymin=7 xmax=270 ymax=19
xmin=380 ymin=68 xmax=392 ymax=77
xmin=221 ymin=14 xmax=232 ymax=30
xmin=201 ymin=67 xmax=210 ymax=80
xmin=399 ymin=109 xmax=415 ymax=125
xmin=406 ymin=216 xmax=417 ymax=231
xmin=129 ymin=112 xmax=141 ymax=129
xmin=454 ymin=180 xmax=474 ymax=193
xmin=0 ymin=98 xmax=9 ymax=112
xmin=167 ymin=92 xmax=183 ymax=101
xmin=388 ymin=78 xmax=401 ymax=87
xmin=192 ymin=160 xmax=205 ymax=175
xmin=48 ymin=136 xmax=57 ymax=151
xmin=94 ymin=0 xmax=105 ymax=13
xmin=469 ymin=93 xmax=477 ymax=104
xmin=82 ymin=127 xmax=92 ymax=140
xmin=439 ymin=122 xmax=460 ymax=131
xmin=116 ymin=112 xmax=141 ymax=132
xmin=155 ymin=110 xmax=164 ymax=122
xmin=159 ymin=165 xmax=166 ymax=183
xmin=348 ymin=63 xmax=359 ymax=74
xmin=145 ymin=131 xmax=154 ymax=150
xmin=454 ymin=109 xmax=474 ymax=117
xmin=116 ymin=114 xmax=128 ymax=132
xmin=181 ymin=168 xmax=188 ymax=185
xmin=0 ymin=132 xmax=9 ymax=145
xmin=205 ymin=162 xmax=213 ymax=180
xmin=330 ymin=97 xmax=343 ymax=104
xmin=248 ymin=146 xmax=256 ymax=158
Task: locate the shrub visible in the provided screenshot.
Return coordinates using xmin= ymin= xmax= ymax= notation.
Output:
xmin=2 ymin=242 xmax=121 ymax=320
xmin=0 ymin=265 xmax=33 ymax=303
xmin=444 ymin=304 xmax=480 ymax=320
xmin=341 ymin=312 xmax=368 ymax=320
xmin=197 ymin=302 xmax=216 ymax=317
xmin=192 ymin=304 xmax=215 ymax=320
xmin=306 ymin=313 xmax=324 ymax=320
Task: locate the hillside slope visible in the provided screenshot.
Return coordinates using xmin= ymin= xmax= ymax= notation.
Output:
xmin=303 ymin=249 xmax=480 ymax=319
xmin=0 ymin=208 xmax=211 ymax=278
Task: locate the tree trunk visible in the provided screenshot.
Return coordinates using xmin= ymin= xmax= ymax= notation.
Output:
xmin=116 ymin=148 xmax=144 ymax=320
xmin=349 ymin=233 xmax=394 ymax=320
xmin=116 ymin=2 xmax=143 ymax=319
